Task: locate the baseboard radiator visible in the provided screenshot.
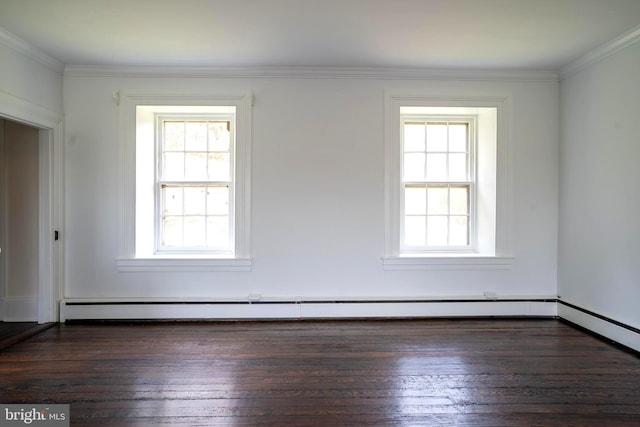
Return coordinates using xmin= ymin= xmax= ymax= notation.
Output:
xmin=557 ymin=300 xmax=640 ymax=353
xmin=60 ymin=298 xmax=557 ymax=322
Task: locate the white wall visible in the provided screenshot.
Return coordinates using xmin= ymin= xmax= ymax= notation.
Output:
xmin=559 ymin=40 xmax=640 ymax=338
xmin=0 ymin=36 xmax=63 ymax=117
xmin=63 ymin=71 xmax=559 ymax=312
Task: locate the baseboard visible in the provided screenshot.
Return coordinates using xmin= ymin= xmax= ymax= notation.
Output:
xmin=3 ymin=297 xmax=38 ymax=321
xmin=51 ymin=298 xmax=640 ymax=354
xmin=60 ymin=298 xmax=557 ymax=321
xmin=557 ymin=300 xmax=640 ymax=353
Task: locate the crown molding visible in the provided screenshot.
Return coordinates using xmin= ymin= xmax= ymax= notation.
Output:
xmin=64 ymin=64 xmax=558 ymax=82
xmin=0 ymin=27 xmax=64 ymax=74
xmin=560 ymin=23 xmax=640 ymax=80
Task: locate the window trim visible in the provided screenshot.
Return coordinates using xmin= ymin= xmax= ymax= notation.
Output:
xmin=117 ymin=90 xmax=252 ymax=272
xmin=383 ymin=91 xmax=513 ymax=270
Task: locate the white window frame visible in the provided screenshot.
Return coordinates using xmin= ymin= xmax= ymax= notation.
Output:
xmin=383 ymin=91 xmax=514 ymax=270
xmin=117 ymin=91 xmax=252 ymax=272
xmin=155 ymin=113 xmax=236 ymax=255
xmin=400 ymin=115 xmax=477 ymax=254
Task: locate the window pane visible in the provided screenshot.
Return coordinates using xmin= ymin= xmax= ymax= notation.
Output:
xmin=449 ymin=124 xmax=467 ymax=152
xmin=404 ymin=123 xmax=425 ymax=152
xmin=404 ymin=216 xmax=426 ymax=246
xmin=209 ymin=122 xmax=231 ymax=152
xmin=450 ymin=186 xmax=469 ymax=215
xmin=164 ymin=121 xmax=184 ymax=151
xmin=427 ymin=187 xmax=448 ymax=214
xmin=184 ymin=216 xmax=206 ymax=246
xmin=162 ymin=216 xmax=183 ymax=247
xmin=404 ymin=186 xmax=426 ymax=215
xmin=163 ymin=153 xmax=184 ymax=180
xmin=183 ymin=187 xmax=207 ymax=215
xmin=427 ymin=216 xmax=448 ymax=246
xmin=185 ymin=122 xmax=208 ymax=152
xmin=209 ymin=153 xmax=231 ymax=181
xmin=207 ymin=187 xmax=229 ymax=215
xmin=449 ymin=216 xmax=469 ymax=246
xmin=207 ymin=216 xmax=229 ymax=247
xmin=163 ymin=187 xmax=183 ymax=215
xmin=448 ymin=153 xmax=468 ymax=181
xmin=403 ymin=153 xmax=425 ymax=182
xmin=426 ymin=123 xmax=447 ymax=152
xmin=184 ymin=153 xmax=208 ymax=180
xmin=425 ymin=153 xmax=447 ymax=181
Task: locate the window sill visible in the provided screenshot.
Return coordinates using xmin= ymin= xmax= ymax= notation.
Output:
xmin=116 ymin=257 xmax=253 ymax=272
xmin=381 ymin=255 xmax=514 ymax=271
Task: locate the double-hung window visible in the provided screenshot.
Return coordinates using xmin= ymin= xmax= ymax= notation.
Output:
xmin=384 ymin=92 xmax=512 ymax=269
xmin=402 ymin=117 xmax=475 ymax=251
xmin=118 ymin=91 xmax=252 ymax=272
xmin=157 ymin=115 xmax=234 ymax=253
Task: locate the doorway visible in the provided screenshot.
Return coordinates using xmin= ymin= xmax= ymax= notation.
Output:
xmin=0 ymin=115 xmax=61 ymax=334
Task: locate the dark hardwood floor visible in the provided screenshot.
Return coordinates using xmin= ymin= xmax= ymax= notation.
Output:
xmin=0 ymin=319 xmax=638 ymax=426
xmin=0 ymin=322 xmax=54 ymax=350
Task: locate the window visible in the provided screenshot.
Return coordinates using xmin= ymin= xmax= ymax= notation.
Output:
xmin=157 ymin=116 xmax=234 ymax=253
xmin=383 ymin=92 xmax=513 ymax=270
xmin=118 ymin=91 xmax=252 ymax=272
xmin=401 ymin=117 xmax=475 ymax=252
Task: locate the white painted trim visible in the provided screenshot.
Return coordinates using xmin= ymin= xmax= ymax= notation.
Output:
xmin=60 ymin=299 xmax=557 ymax=321
xmin=116 ymin=257 xmax=253 ymax=272
xmin=0 ymin=119 xmax=4 ymax=322
xmin=0 ymin=89 xmax=62 ymax=128
xmin=0 ymin=91 xmax=64 ymax=324
xmin=118 ymin=90 xmax=252 ymax=263
xmin=383 ymin=92 xmax=513 ymax=261
xmin=558 ymin=303 xmax=640 ymax=353
xmin=64 ymin=65 xmax=558 ymax=82
xmin=0 ymin=27 xmax=63 ymax=74
xmin=560 ymin=23 xmax=640 ymax=80
xmin=382 ymin=256 xmax=514 ymax=270
xmin=3 ymin=297 xmax=39 ymax=322
xmin=39 ymin=127 xmax=64 ymax=323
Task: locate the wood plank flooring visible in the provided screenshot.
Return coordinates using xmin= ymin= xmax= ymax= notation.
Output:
xmin=0 ymin=319 xmax=639 ymax=426
xmin=0 ymin=322 xmax=54 ymax=350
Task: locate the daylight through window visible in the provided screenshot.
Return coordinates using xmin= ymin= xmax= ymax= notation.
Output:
xmin=401 ymin=118 xmax=474 ymax=250
xmin=157 ymin=117 xmax=234 ymax=252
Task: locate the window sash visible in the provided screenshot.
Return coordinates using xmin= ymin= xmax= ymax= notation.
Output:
xmin=400 ymin=116 xmax=476 ymax=252
xmin=402 ymin=183 xmax=472 ymax=250
xmin=155 ymin=114 xmax=235 ymax=254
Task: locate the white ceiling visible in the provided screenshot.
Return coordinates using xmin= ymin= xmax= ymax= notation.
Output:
xmin=1 ymin=0 xmax=639 ymax=70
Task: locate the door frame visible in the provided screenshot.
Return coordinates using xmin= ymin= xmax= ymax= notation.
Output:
xmin=0 ymin=91 xmax=63 ymax=323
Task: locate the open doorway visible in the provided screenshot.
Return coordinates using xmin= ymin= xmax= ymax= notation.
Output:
xmin=0 ymin=115 xmax=61 ymax=340
xmin=0 ymin=119 xmax=40 ymax=321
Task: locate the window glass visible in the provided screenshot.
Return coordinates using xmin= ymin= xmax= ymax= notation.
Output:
xmin=401 ymin=119 xmax=473 ymax=249
xmin=158 ymin=117 xmax=234 ymax=252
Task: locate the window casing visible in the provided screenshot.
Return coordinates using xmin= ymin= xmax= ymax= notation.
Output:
xmin=383 ymin=92 xmax=513 ymax=269
xmin=118 ymin=91 xmax=252 ymax=272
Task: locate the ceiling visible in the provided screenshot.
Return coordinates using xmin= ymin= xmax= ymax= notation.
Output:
xmin=1 ymin=0 xmax=639 ymax=70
